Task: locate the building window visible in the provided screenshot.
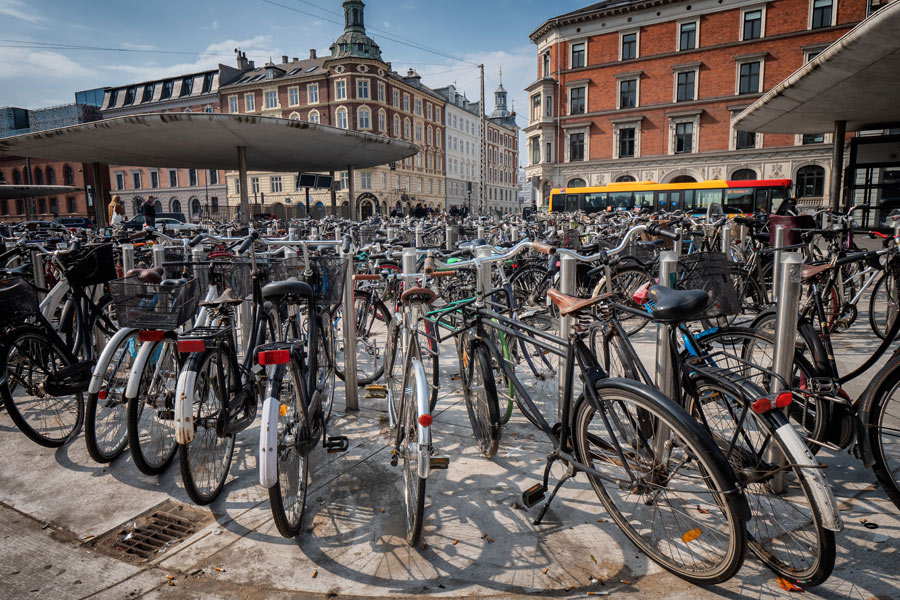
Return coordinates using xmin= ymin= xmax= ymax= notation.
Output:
xmin=426 ymin=126 xmax=433 ymax=145
xmin=543 ymin=51 xmax=551 ymax=77
xmin=229 ymin=95 xmax=238 ymax=113
xmin=308 ymin=83 xmax=319 ymax=104
xmin=336 ymin=107 xmax=348 ymax=129
xmin=621 ymin=33 xmax=637 ymax=60
xmin=393 ymin=89 xmax=400 ymax=107
xmin=403 ymin=94 xmax=410 ymax=112
xmin=142 ymin=83 xmax=155 ymax=103
xmin=393 ymin=114 xmax=401 ymax=137
xmin=415 ymin=99 xmax=422 ymax=116
xmin=675 ymin=122 xmax=693 ymax=154
xmin=67 ymin=197 xmax=76 ymax=213
xmin=308 ymin=109 xmax=320 ymax=124
xmin=264 ymin=90 xmax=277 ymax=109
xmin=676 ymin=70 xmax=696 ymax=101
xmin=679 ymin=21 xmax=697 ymax=50
xmin=415 ymin=123 xmax=422 ymax=142
xmin=189 ymin=169 xmax=198 ymax=186
xmin=619 ymin=127 xmax=636 ymax=158
xmin=803 ymin=133 xmax=825 ymax=144
xmin=46 ymin=167 xmax=55 ymax=185
xmin=251 ymin=177 xmax=260 ymax=194
xmin=619 ymin=79 xmax=637 ymax=109
xmin=358 ymin=106 xmax=371 ymax=129
xmin=180 ymin=76 xmax=193 ymax=97
xmin=245 ymin=93 xmax=255 ymax=112
xmin=361 ymin=171 xmax=372 ymax=189
xmin=271 ymin=176 xmax=283 ymax=192
xmin=404 ymin=118 xmax=411 ymax=140
xmin=357 ymin=78 xmax=369 ymax=99
xmin=288 ymin=87 xmax=299 ymax=106
xmin=571 ymin=42 xmax=585 ymax=68
xmin=123 ymin=86 xmax=136 ymax=106
xmin=132 ymin=172 xmax=142 ymax=189
xmin=435 ymin=129 xmax=441 ymax=148
xmin=209 ymin=170 xmax=218 ymax=185
xmin=115 ymin=173 xmax=125 ymax=190
xmin=169 ymin=170 xmax=178 ymax=187
xmin=743 ymin=9 xmax=763 ymax=40
xmin=150 ymin=171 xmax=159 ymax=188
xmin=160 ymin=80 xmax=173 ymax=100
xmin=531 ymin=94 xmax=541 ymax=120
xmin=738 ymin=61 xmax=762 ymax=94
xmin=797 ymin=165 xmax=826 ymax=196
xmin=426 ymin=103 xmax=432 ymax=120
xmin=735 ymin=130 xmax=756 ymax=149
xmin=378 ymin=109 xmax=386 ymax=132
xmin=377 ymin=82 xmax=385 ymax=103
xmin=569 ymin=133 xmax=585 ymax=162
xmin=811 ymin=0 xmax=834 ymax=28
xmin=732 ymin=168 xmax=757 ymax=180
xmin=570 ymin=86 xmax=586 ymax=114
xmin=336 ymin=80 xmax=347 ymax=100
xmin=63 ymin=165 xmax=74 ymax=185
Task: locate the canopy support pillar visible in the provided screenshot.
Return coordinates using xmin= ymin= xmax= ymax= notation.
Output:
xmin=329 ymin=170 xmax=337 ymax=217
xmin=237 ymin=146 xmax=249 ymax=225
xmin=348 ymin=166 xmax=356 ymax=221
xmin=91 ymin=162 xmax=107 ymax=229
xmin=830 ymin=120 xmax=846 ymax=212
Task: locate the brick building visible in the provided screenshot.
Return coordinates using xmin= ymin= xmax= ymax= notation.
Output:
xmin=218 ymin=0 xmax=447 ymax=218
xmin=99 ymin=67 xmax=241 ymax=221
xmin=524 ymin=0 xmax=879 ymax=208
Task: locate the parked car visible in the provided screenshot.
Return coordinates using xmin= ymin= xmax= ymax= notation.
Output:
xmin=123 ymin=212 xmax=187 ymax=231
xmin=54 ymin=217 xmax=93 ymax=229
xmin=14 ymin=220 xmax=66 ymax=233
xmin=155 ymin=217 xmax=200 ymax=234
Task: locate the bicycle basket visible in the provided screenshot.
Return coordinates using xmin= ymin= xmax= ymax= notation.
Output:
xmin=209 ymin=260 xmax=252 ymax=298
xmin=308 ymin=255 xmax=348 ymax=307
xmin=58 ymin=243 xmax=117 ymax=285
xmin=0 ymin=277 xmax=39 ymax=327
xmin=109 ymin=276 xmax=201 ymax=330
xmin=676 ymin=252 xmax=741 ymax=319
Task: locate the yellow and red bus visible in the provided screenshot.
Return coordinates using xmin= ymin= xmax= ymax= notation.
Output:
xmin=548 ymin=179 xmax=793 ymax=215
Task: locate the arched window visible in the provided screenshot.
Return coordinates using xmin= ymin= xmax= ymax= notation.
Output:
xmin=45 ymin=166 xmax=55 ymax=185
xmin=190 ymin=198 xmax=201 ymax=220
xmin=378 ymin=108 xmax=386 ymax=132
xmin=289 ymin=111 xmax=301 ymax=120
xmin=170 ymin=198 xmax=181 ymax=213
xmin=615 ymin=175 xmax=636 ymax=182
xmin=436 ymin=129 xmax=441 ymax=148
xmin=154 ymin=199 xmax=163 ymax=213
xmin=133 ymin=197 xmax=143 ymax=214
xmin=393 ymin=114 xmax=401 ymax=137
xmin=336 ymin=107 xmax=348 ymax=129
xmin=426 ymin=125 xmax=433 ymax=146
xmin=404 ymin=118 xmax=411 ymax=140
xmin=63 ymin=164 xmax=74 ymax=185
xmin=567 ymin=177 xmax=586 ymax=188
xmin=731 ymin=168 xmax=757 ymax=181
xmin=308 ymin=109 xmax=320 ymax=124
xmin=12 ymin=169 xmax=21 ymax=184
xmin=796 ymin=165 xmax=825 ymax=197
xmin=34 ymin=167 xmax=43 ymax=185
xmin=357 ymin=106 xmax=371 ymax=129
xmin=670 ymin=175 xmax=697 ymax=183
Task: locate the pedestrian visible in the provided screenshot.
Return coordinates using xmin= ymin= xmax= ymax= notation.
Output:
xmin=460 ymin=202 xmax=470 ymax=218
xmin=414 ymin=203 xmax=426 ymax=219
xmin=108 ymin=195 xmax=126 ymax=227
xmin=141 ymin=196 xmax=156 ymax=229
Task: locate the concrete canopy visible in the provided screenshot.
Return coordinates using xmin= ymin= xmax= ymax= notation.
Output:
xmin=733 ymin=1 xmax=900 ymax=134
xmin=0 ymin=112 xmax=418 ymax=171
xmin=0 ymin=185 xmax=79 ymax=200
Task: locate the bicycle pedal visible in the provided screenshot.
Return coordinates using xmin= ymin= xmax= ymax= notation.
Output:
xmin=521 ymin=483 xmax=546 ymax=508
xmin=429 ymin=456 xmax=449 ymax=470
xmin=324 ymin=435 xmax=349 ymax=453
xmin=366 ymin=384 xmax=386 ymax=391
xmin=390 ymin=448 xmax=399 ymax=467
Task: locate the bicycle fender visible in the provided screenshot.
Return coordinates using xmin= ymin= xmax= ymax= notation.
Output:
xmin=124 ymin=339 xmax=161 ymax=399
xmin=412 ymin=359 xmax=432 ymax=479
xmin=258 ymin=393 xmax=280 ymax=489
xmin=88 ymin=328 xmax=136 ymax=394
xmin=174 ymin=367 xmax=198 ymax=445
xmin=775 ymin=422 xmax=843 ymax=532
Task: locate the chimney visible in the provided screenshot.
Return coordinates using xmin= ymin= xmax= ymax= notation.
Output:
xmin=292 ymin=57 xmax=298 ymax=62
xmin=310 ymin=49 xmax=317 ymax=59
xmin=236 ymin=50 xmax=249 ymax=70
xmin=248 ymin=60 xmax=255 ymax=69
xmin=282 ymin=55 xmax=288 ymax=64
xmin=407 ymin=68 xmax=415 ymax=77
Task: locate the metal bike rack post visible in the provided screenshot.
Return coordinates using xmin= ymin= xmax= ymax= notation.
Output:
xmin=558 ymin=254 xmax=577 ymax=416
xmin=769 ymin=252 xmax=803 ymax=493
xmin=288 ymin=226 xmax=298 ymax=240
xmin=152 ymin=245 xmax=166 ymax=268
xmin=121 ymin=243 xmax=135 ymax=274
xmin=29 ymin=249 xmax=46 ymax=298
xmin=474 ymin=246 xmax=492 ymax=302
xmin=894 ymin=222 xmax=900 ymax=240
xmin=191 ymin=247 xmax=207 ymax=290
xmin=721 ymin=221 xmax=732 ymax=257
xmin=342 ymin=246 xmax=359 ymax=411
xmin=673 ymin=227 xmax=683 ymax=255
xmin=772 ymin=225 xmax=785 ymax=302
xmin=655 ymin=252 xmax=679 ymax=399
xmin=510 ymin=227 xmax=519 ymax=242
xmin=445 ymin=225 xmax=457 ymax=251
xmin=477 ymin=224 xmax=485 ymax=240
xmin=415 ymin=227 xmax=424 ymax=248
xmin=739 ymin=223 xmax=748 ymax=245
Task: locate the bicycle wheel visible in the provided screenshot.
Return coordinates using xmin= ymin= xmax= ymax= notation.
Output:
xmin=127 ymin=339 xmax=178 ymax=475
xmin=866 ymin=362 xmax=900 ymax=511
xmin=399 ymin=355 xmax=427 ymax=546
xmin=588 ymin=321 xmax=640 ymax=381
xmin=334 ymin=292 xmax=390 ymax=386
xmin=462 ymin=340 xmax=501 ymax=458
xmin=573 ymin=379 xmax=747 ymax=585
xmin=267 ymin=362 xmax=310 ymax=537
xmin=315 ymin=312 xmax=337 ymax=422
xmin=687 ymin=375 xmax=835 ymax=586
xmin=179 ymin=350 xmax=236 ymax=505
xmin=597 ymin=266 xmax=653 ymax=335
xmin=1 ymin=327 xmax=84 ymax=448
xmin=384 ymin=317 xmax=403 ymax=425
xmin=870 ymin=268 xmax=900 ymax=340
xmin=85 ymin=331 xmax=138 ymax=463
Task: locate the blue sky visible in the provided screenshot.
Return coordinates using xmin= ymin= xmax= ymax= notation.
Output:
xmin=0 ymin=0 xmax=582 ymax=161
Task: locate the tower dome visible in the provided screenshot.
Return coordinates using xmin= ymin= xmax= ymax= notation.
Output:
xmin=329 ymin=0 xmax=383 ymax=61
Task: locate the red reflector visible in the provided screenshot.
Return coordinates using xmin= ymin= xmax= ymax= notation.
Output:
xmin=139 ymin=330 xmax=165 ymax=342
xmin=258 ymin=349 xmax=290 ymax=365
xmin=418 ymin=414 xmax=433 ymax=427
xmin=632 ymin=282 xmax=651 ymax=305
xmin=751 ymin=397 xmax=773 ymax=414
xmin=775 ymin=391 xmax=793 ymax=408
xmin=177 ymin=340 xmax=206 ymax=353
xmin=98 ymin=390 xmax=107 ymax=400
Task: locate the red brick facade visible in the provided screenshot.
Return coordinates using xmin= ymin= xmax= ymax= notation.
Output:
xmin=0 ymin=158 xmax=97 ymax=223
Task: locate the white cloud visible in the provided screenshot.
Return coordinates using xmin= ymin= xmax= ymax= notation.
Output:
xmin=382 ymin=21 xmax=391 ymax=29
xmin=211 ymin=20 xmax=220 ymax=31
xmin=0 ymin=47 xmax=93 ymax=80
xmin=0 ymin=0 xmax=46 ymax=24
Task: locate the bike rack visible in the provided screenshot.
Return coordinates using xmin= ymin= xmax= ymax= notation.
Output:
xmin=342 ymin=243 xmax=359 ymax=411
xmin=557 ymin=254 xmax=576 ymax=420
xmin=121 ymin=243 xmax=135 ymax=274
xmin=655 ymin=251 xmax=679 ymax=400
xmin=772 ymin=224 xmax=785 ymax=302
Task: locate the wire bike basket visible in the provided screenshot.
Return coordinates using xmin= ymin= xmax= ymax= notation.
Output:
xmin=57 ymin=243 xmax=118 ymax=285
xmin=109 ymin=276 xmax=201 ymax=330
xmin=0 ymin=277 xmax=40 ymax=327
xmin=307 ymin=255 xmax=348 ymax=308
xmin=676 ymin=252 xmax=741 ymax=320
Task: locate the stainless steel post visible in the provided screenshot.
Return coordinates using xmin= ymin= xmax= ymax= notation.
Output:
xmin=721 ymin=221 xmax=732 ymax=257
xmin=510 ymin=227 xmax=519 ymax=242
xmin=655 ymin=252 xmax=679 ymax=398
xmin=445 ymin=226 xmax=455 ymax=251
xmin=477 ymin=224 xmax=485 ymax=240
xmin=342 ymin=247 xmax=359 ymax=411
xmin=415 ymin=227 xmax=424 ymax=248
xmin=772 ymin=225 xmax=785 ymax=302
xmin=739 ymin=224 xmax=748 ymax=245
xmin=558 ymin=254 xmax=577 ymax=417
xmin=191 ymin=247 xmax=207 ymax=290
xmin=673 ymin=227 xmax=683 ymax=255
xmin=152 ymin=245 xmax=166 ymax=268
xmin=29 ymin=249 xmax=46 ymax=298
xmin=121 ymin=243 xmax=135 ymax=274
xmin=474 ymin=246 xmax=492 ymax=303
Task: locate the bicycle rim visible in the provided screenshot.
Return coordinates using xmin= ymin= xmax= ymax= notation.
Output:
xmin=400 ymin=355 xmax=426 ymax=546
xmin=85 ymin=332 xmax=138 ymax=462
xmin=128 ymin=340 xmax=178 ymax=475
xmin=268 ymin=363 xmax=310 ymax=537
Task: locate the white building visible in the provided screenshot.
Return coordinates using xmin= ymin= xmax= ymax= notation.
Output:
xmin=434 ymin=85 xmax=481 ymax=211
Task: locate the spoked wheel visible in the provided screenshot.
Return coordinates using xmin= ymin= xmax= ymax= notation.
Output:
xmin=315 ymin=313 xmax=337 ymax=422
xmin=127 ymin=339 xmax=178 ymax=475
xmin=179 ymin=350 xmax=236 ymax=505
xmin=866 ymin=365 xmax=900 ymax=511
xmin=870 ymin=268 xmax=900 ymax=340
xmin=268 ymin=363 xmax=310 ymax=537
xmin=461 ymin=340 xmax=500 ymax=458
xmin=399 ymin=357 xmax=427 ymax=547
xmin=334 ymin=293 xmax=390 ymax=386
xmin=85 ymin=332 xmax=139 ymax=463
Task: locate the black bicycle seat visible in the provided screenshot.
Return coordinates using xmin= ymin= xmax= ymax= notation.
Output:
xmin=161 ymin=278 xmax=188 ymax=286
xmin=262 ymin=279 xmax=313 ymax=302
xmin=0 ymin=263 xmax=32 ymax=278
xmin=647 ymin=285 xmax=709 ymax=322
xmin=125 ymin=266 xmax=164 ymax=284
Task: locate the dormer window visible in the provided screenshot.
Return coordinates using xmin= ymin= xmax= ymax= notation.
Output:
xmin=180 ymin=77 xmax=193 ymax=97
xmin=201 ymin=73 xmax=214 ymax=94
xmin=108 ymin=89 xmax=118 ymax=107
xmin=123 ymin=86 xmax=136 ymax=105
xmin=160 ymin=80 xmax=173 ymax=100
xmin=141 ymin=83 xmax=155 ymax=103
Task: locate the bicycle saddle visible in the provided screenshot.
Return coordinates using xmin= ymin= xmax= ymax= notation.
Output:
xmin=0 ymin=263 xmax=32 ymax=278
xmin=262 ymin=279 xmax=313 ymax=301
xmin=200 ymin=287 xmax=244 ymax=306
xmin=400 ymin=286 xmax=437 ymax=305
xmin=801 ymin=263 xmax=830 ymax=281
xmin=547 ymin=288 xmax=609 ymax=316
xmin=646 ymin=285 xmax=709 ymax=322
xmin=161 ymin=278 xmax=188 ymax=286
xmin=125 ymin=266 xmax=164 ymax=284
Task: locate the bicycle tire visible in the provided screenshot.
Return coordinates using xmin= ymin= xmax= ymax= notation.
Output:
xmin=595 ymin=266 xmax=653 ymax=336
xmin=865 ymin=361 xmax=900 ymax=511
xmin=573 ymin=378 xmax=747 ymax=585
xmin=85 ymin=331 xmax=138 ymax=463
xmin=127 ymin=339 xmax=178 ymax=475
xmin=400 ymin=356 xmax=427 ymax=546
xmin=178 ymin=349 xmax=236 ymax=505
xmin=334 ymin=292 xmax=390 ymax=386
xmin=869 ymin=268 xmax=900 ymax=341
xmin=384 ymin=317 xmax=402 ymax=425
xmin=1 ymin=326 xmax=84 ymax=448
xmin=420 ymin=319 xmax=440 ymax=412
xmin=316 ymin=312 xmax=337 ymax=423
xmin=462 ymin=340 xmax=501 ymax=458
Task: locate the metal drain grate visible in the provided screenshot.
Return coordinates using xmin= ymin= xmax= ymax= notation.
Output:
xmin=116 ymin=510 xmax=198 ymax=559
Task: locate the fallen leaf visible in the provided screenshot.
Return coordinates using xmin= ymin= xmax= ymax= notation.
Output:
xmin=452 ymin=540 xmax=459 ymax=545
xmin=542 ymin=568 xmax=548 ymax=574
xmin=776 ymin=576 xmax=804 ymax=592
xmin=590 ymin=554 xmax=597 ymax=564
xmin=421 ymin=543 xmax=427 ymax=550
xmin=167 ymin=580 xmax=175 ymax=587
xmin=481 ymin=532 xmax=488 ymax=539
xmin=596 ymin=519 xmax=606 ymax=523
xmin=696 ymin=505 xmax=710 ymax=515
xmin=165 ymin=575 xmax=175 ymax=580
xmin=486 ymin=537 xmax=494 ymax=543
xmin=566 ymin=585 xmax=575 ymax=591
xmin=312 ymin=570 xmax=318 ymax=579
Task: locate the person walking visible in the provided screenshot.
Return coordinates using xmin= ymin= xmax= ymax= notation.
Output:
xmin=108 ymin=195 xmax=126 ymax=227
xmin=141 ymin=196 xmax=156 ymax=229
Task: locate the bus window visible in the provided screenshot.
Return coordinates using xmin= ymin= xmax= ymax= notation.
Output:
xmin=768 ymin=186 xmax=788 ymax=213
xmin=566 ymin=194 xmax=580 ymax=212
xmin=659 ymin=191 xmax=682 ymax=211
xmin=583 ymin=193 xmax=606 ymax=213
xmin=609 ymin=191 xmax=633 ymax=210
xmin=696 ymin=189 xmax=723 ymax=210
xmin=635 ymin=191 xmax=654 ymax=212
xmin=723 ymin=188 xmax=754 ymax=214
xmin=683 ymin=189 xmax=696 ymax=212
xmin=754 ymin=188 xmax=769 ymax=214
